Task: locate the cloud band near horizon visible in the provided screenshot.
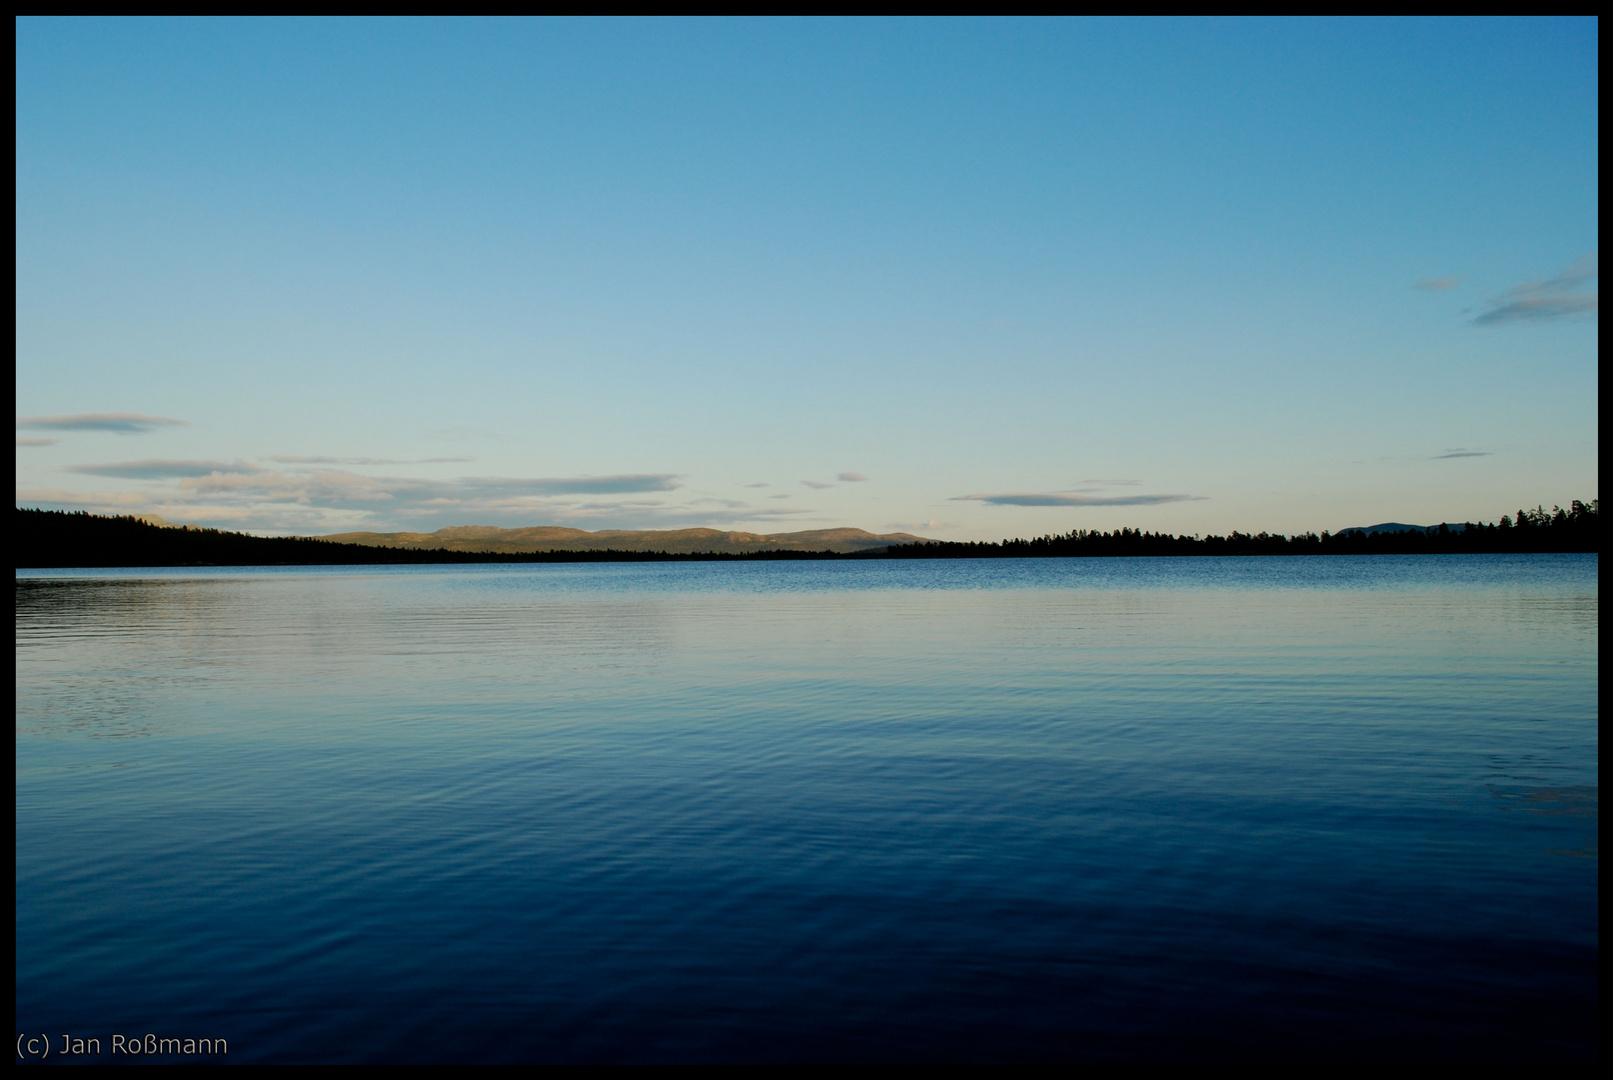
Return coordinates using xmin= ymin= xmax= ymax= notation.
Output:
xmin=18 ymin=465 xmax=708 ymax=533
xmin=17 ymin=413 xmax=190 ymax=433
xmin=64 ymin=462 xmax=682 ymax=495
xmin=955 ymin=492 xmax=1203 ymax=507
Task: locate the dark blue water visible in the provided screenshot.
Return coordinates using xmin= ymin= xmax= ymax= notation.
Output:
xmin=15 ymin=556 xmax=1598 ymax=1061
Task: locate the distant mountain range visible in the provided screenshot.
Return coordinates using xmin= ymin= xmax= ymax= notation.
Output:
xmin=317 ymin=525 xmax=932 ymax=555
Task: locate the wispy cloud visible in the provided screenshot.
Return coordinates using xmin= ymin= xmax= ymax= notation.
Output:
xmin=1474 ymin=253 xmax=1597 ymax=325
xmin=70 ymin=459 xmax=266 ymax=480
xmin=17 ymin=436 xmax=56 ymax=447
xmin=19 ymin=467 xmax=708 ymax=534
xmin=17 ymin=413 xmax=189 ymax=434
xmin=167 ymin=470 xmax=681 ymax=501
xmin=1415 ymin=276 xmax=1460 ymax=292
xmin=837 ymin=472 xmax=869 ymax=482
xmin=801 ymin=480 xmax=835 ymax=489
xmin=1430 ymin=449 xmax=1491 ymax=459
xmin=563 ymin=505 xmax=817 ymax=529
xmin=954 ymin=492 xmax=1202 ymax=507
xmin=470 ymin=474 xmax=683 ymax=495
xmin=269 ymin=455 xmax=474 ymax=465
xmin=17 ymin=479 xmax=815 ymax=534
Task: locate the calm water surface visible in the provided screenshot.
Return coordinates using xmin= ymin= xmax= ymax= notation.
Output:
xmin=16 ymin=556 xmax=1598 ymax=1061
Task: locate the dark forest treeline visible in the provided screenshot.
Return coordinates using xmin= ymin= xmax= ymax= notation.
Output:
xmin=883 ymin=501 xmax=1600 ymax=558
xmin=13 ymin=502 xmax=1600 ymax=567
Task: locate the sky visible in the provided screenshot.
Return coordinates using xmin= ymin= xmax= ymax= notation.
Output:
xmin=16 ymin=17 xmax=1599 ymax=539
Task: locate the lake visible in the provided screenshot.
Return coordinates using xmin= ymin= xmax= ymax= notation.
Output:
xmin=15 ymin=555 xmax=1598 ymax=1061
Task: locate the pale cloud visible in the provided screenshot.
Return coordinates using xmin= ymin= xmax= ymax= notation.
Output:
xmin=1474 ymin=253 xmax=1598 ymax=325
xmin=955 ymin=492 xmax=1202 ymax=507
xmin=16 ymin=465 xmax=788 ymax=534
xmin=15 ymin=487 xmax=154 ymax=509
xmin=169 ymin=470 xmax=681 ymax=499
xmin=177 ymin=468 xmax=394 ymax=500
xmin=70 ymin=459 xmax=267 ymax=479
xmin=801 ymin=480 xmax=835 ymax=489
xmin=543 ymin=504 xmax=816 ymax=529
xmin=14 ymin=484 xmax=817 ymax=535
xmin=466 ymin=474 xmax=683 ymax=496
xmin=837 ymin=472 xmax=869 ymax=482
xmin=1415 ymin=276 xmax=1460 ymax=292
xmin=269 ymin=455 xmax=474 ymax=465
xmin=1431 ymin=449 xmax=1491 ymax=459
xmin=17 ymin=436 xmax=56 ymax=447
xmin=17 ymin=412 xmax=189 ymax=434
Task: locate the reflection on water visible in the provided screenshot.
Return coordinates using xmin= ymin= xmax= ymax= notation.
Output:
xmin=15 ymin=555 xmax=1598 ymax=1061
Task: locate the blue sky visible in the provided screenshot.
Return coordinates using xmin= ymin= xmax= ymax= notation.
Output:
xmin=16 ymin=18 xmax=1598 ymax=538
